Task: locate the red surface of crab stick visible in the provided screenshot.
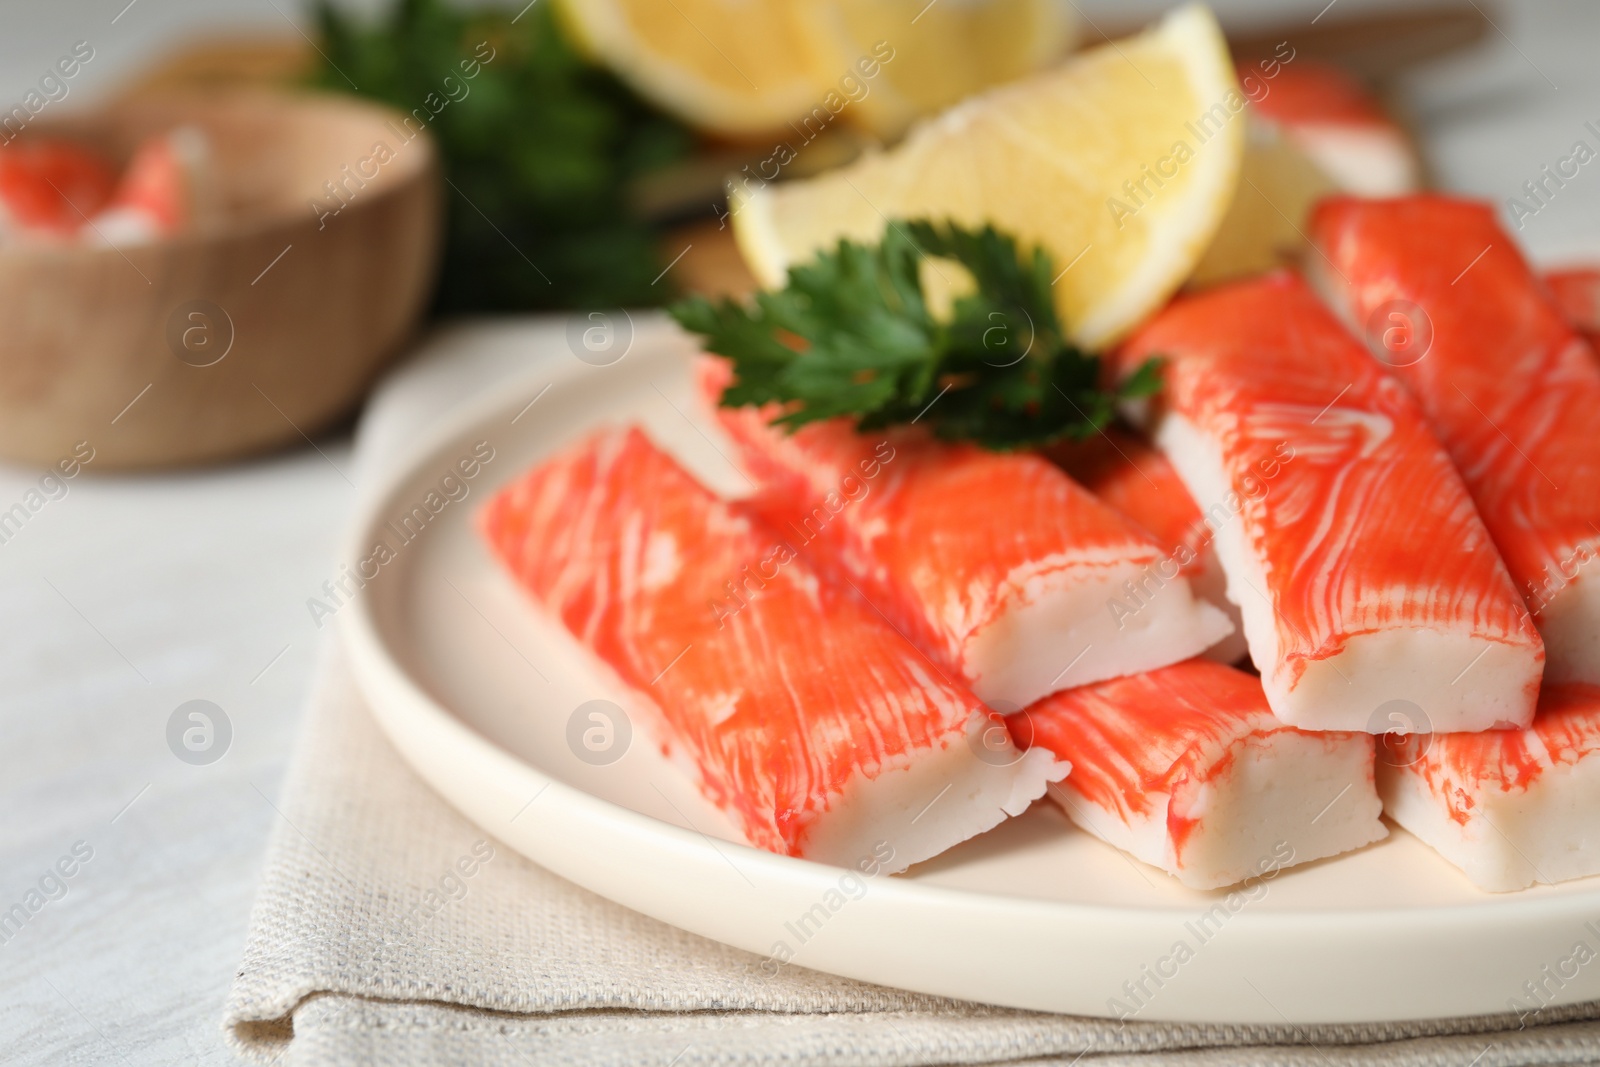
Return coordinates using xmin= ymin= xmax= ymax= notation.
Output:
xmin=697 ymin=358 xmax=1234 ymax=710
xmin=479 ymin=426 xmax=1065 ymax=871
xmin=1380 ymin=683 xmax=1600 ymax=892
xmin=1311 ymin=196 xmax=1600 ymax=684
xmin=1009 ymin=658 xmax=1385 ymax=890
xmin=1543 ymin=266 xmax=1600 ymax=351
xmin=1112 ymin=271 xmax=1544 ymax=733
xmin=1048 ymin=427 xmax=1247 ymax=664
xmin=0 ymin=140 xmax=115 ymax=240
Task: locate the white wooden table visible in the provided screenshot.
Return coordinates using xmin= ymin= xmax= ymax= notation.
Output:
xmin=0 ymin=440 xmax=353 ymax=1064
xmin=1 ymin=3 xmax=1597 ymax=1063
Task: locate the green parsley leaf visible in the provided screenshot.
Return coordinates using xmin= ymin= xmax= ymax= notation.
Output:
xmin=670 ymin=219 xmax=1162 ymax=450
xmin=312 ymin=0 xmax=692 ymax=314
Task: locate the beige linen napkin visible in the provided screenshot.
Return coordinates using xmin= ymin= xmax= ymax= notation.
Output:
xmin=225 ymin=320 xmax=1600 ymax=1066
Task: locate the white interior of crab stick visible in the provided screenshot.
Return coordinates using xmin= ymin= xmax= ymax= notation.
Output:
xmin=1047 ymin=721 xmax=1384 ymax=891
xmin=1152 ymin=411 xmax=1540 ymax=733
xmin=802 ymin=711 xmax=1066 ymax=872
xmin=576 ymin=651 xmax=1066 ymax=877
xmin=1290 ymin=125 xmax=1420 ymax=197
xmin=961 ymin=559 xmax=1234 ymax=707
xmin=1377 ymin=684 xmax=1600 ymax=892
xmin=1380 ymin=756 xmax=1600 ymax=893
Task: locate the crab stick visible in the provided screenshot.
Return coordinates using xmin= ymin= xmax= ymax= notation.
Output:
xmin=479 ymin=426 xmax=1064 ymax=871
xmin=1380 ymin=684 xmax=1600 ymax=892
xmin=1113 ymin=272 xmax=1544 ymax=733
xmin=698 ymin=359 xmax=1234 ymax=709
xmin=90 ymin=126 xmax=212 ymax=246
xmin=1011 ymin=658 xmax=1386 ymax=889
xmin=1193 ymin=60 xmax=1420 ymax=286
xmin=1048 ymin=427 xmax=1247 ymax=664
xmin=1245 ymin=60 xmax=1420 ymax=196
xmin=1543 ymin=266 xmax=1600 ymax=351
xmin=1311 ymin=196 xmax=1600 ymax=684
xmin=0 ymin=139 xmax=115 ymax=241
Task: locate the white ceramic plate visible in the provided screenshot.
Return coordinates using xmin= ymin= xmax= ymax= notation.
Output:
xmin=342 ymin=314 xmax=1600 ymax=1024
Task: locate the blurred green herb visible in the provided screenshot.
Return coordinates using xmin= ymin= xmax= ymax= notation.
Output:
xmin=312 ymin=0 xmax=692 ymax=313
xmin=671 ymin=219 xmax=1161 ymax=451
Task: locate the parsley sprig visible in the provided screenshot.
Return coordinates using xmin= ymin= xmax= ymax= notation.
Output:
xmin=670 ymin=220 xmax=1161 ymax=450
xmin=313 ymin=0 xmax=691 ymax=314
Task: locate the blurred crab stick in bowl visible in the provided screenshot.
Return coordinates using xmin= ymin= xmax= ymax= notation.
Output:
xmin=1113 ymin=272 xmax=1544 ymax=733
xmin=1310 ymin=196 xmax=1600 ymax=684
xmin=88 ymin=126 xmax=212 ymax=246
xmin=0 ymin=139 xmax=116 ymax=241
xmin=697 ymin=358 xmax=1234 ymax=709
xmin=1380 ymin=683 xmax=1600 ymax=891
xmin=1048 ymin=427 xmax=1247 ymax=664
xmin=478 ymin=427 xmax=1065 ymax=872
xmin=0 ymin=129 xmax=209 ymax=247
xmin=1010 ymin=658 xmax=1385 ymax=890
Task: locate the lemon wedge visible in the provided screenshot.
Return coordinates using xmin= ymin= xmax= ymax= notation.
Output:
xmin=556 ymin=0 xmax=823 ymax=137
xmin=1188 ymin=116 xmax=1339 ymax=287
xmin=794 ymin=0 xmax=1077 ymax=141
xmin=732 ymin=3 xmax=1244 ymax=349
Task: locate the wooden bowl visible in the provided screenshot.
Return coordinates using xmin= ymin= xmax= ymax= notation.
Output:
xmin=0 ymin=90 xmax=441 ymax=469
